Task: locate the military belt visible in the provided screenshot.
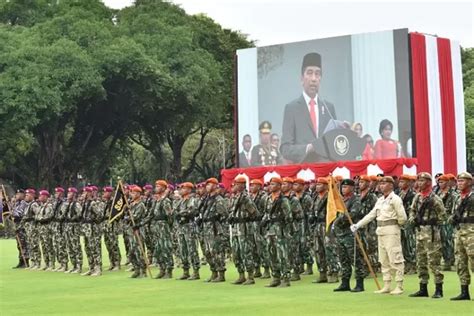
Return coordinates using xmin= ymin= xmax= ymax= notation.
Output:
xmin=376 ymin=219 xmax=398 ymax=227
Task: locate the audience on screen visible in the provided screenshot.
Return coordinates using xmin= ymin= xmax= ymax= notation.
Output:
xmin=351 ymin=122 xmax=363 ymax=138
xmin=362 ymin=133 xmax=374 ymax=160
xmin=374 ymin=119 xmax=403 ymax=159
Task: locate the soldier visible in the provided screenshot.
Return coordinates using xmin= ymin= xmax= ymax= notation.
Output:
xmin=195 ymin=182 xmax=208 ymax=267
xmin=200 ymin=178 xmax=228 ymax=282
xmin=103 ymin=186 xmax=121 ymax=271
xmin=358 ymin=176 xmax=378 ymax=272
xmin=281 ymin=177 xmax=304 ymax=281
xmin=250 ymin=121 xmax=283 ymax=166
xmin=122 ymin=184 xmax=132 ymax=266
xmin=310 ymin=177 xmax=338 ymax=283
xmin=51 ymin=187 xmax=68 ymax=272
xmin=142 ymin=184 xmax=155 ymax=263
xmin=262 ymin=177 xmax=292 ymax=288
xmin=450 ymin=172 xmax=474 ymax=300
xmin=229 ymin=176 xmax=258 ymax=285
xmin=398 ymin=174 xmax=417 ymax=275
xmin=64 ymin=187 xmax=83 ymax=273
xmin=249 ymin=179 xmax=271 ymax=279
xmin=10 ymin=189 xmax=29 ymax=268
xmin=333 ymin=179 xmax=367 ymax=292
xmin=150 ymin=180 xmax=174 ymax=279
xmin=351 ymin=176 xmax=407 ymax=295
xmin=436 ymin=174 xmax=458 ymax=271
xmin=408 ymin=172 xmax=447 ymax=298
xmin=36 ymin=190 xmax=55 ymax=271
xmin=81 ymin=187 xmax=104 ymax=276
xmin=293 ymin=178 xmax=314 ymax=276
xmin=124 ymin=185 xmax=148 ymax=278
xmin=21 ymin=189 xmax=41 ymax=270
xmin=175 ymin=182 xmax=201 ymax=280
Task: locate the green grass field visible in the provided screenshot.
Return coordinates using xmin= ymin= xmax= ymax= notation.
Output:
xmin=0 ymin=238 xmax=472 ymax=315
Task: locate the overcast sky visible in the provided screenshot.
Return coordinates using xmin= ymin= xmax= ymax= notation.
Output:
xmin=102 ymin=0 xmax=473 ymax=47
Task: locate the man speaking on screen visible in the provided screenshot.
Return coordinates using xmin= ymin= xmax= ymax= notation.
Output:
xmin=280 ymin=53 xmax=338 ymax=163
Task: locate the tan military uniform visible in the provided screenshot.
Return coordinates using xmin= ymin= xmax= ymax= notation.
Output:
xmin=357 ymin=191 xmax=406 ymax=282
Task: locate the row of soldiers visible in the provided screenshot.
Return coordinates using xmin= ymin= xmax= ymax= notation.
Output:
xmin=2 ymin=172 xmax=473 ymax=299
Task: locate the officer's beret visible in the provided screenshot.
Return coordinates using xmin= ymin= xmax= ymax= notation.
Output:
xmin=180 ymin=182 xmax=194 ymax=189
xmin=282 ymin=177 xmax=294 ymax=184
xmin=168 ymin=184 xmax=175 ymax=191
xmin=130 ymin=185 xmax=142 ymax=193
xmin=143 ymin=184 xmax=153 ymax=190
xmin=438 ymin=174 xmax=449 ymax=181
xmin=218 ymin=183 xmax=225 ymax=189
xmin=55 ymin=187 xmax=65 ymax=193
xmin=259 ymin=121 xmax=272 ymax=133
xmin=234 ymin=176 xmax=247 ymax=184
xmin=16 ymin=189 xmax=25 ymax=194
xmin=206 ymin=177 xmax=219 ymax=185
xmin=399 ymin=174 xmax=411 ymax=181
xmin=359 ymin=175 xmax=370 ymax=182
xmin=155 ymin=180 xmax=168 ymax=188
xmin=316 ymin=177 xmax=328 ymax=184
xmin=457 ymin=172 xmax=473 ymax=180
xmin=25 ymin=188 xmax=36 ymax=194
xmin=379 ymin=176 xmax=394 ymax=184
xmin=90 ymin=185 xmax=98 ymax=191
xmin=446 ymin=173 xmax=456 ymax=180
xmin=84 ymin=186 xmax=93 ymax=193
xmin=270 ymin=177 xmax=282 ymax=184
xmin=293 ymin=178 xmax=305 ymax=185
xmin=341 ymin=179 xmax=355 ymax=186
xmin=417 ymin=172 xmax=432 ymax=181
xmin=301 ymin=52 xmax=322 ymax=74
xmin=103 ymin=186 xmax=113 ymax=193
xmin=369 ymin=175 xmax=378 ymax=181
xmin=250 ymin=179 xmax=263 ymax=186
xmin=39 ymin=190 xmax=50 ymax=197
xmin=67 ymin=187 xmax=78 ymax=193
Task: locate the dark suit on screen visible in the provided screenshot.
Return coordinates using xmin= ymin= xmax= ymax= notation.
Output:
xmin=239 ymin=151 xmax=251 ymax=167
xmin=280 ymin=94 xmax=337 ymax=163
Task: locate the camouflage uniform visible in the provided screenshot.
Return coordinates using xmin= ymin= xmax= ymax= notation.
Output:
xmin=81 ymin=199 xmax=104 ymax=274
xmin=229 ymin=191 xmax=258 ymax=283
xmin=334 ymin=195 xmax=367 ymax=283
xmin=437 ymin=188 xmax=458 ymax=269
xmin=12 ymin=199 xmax=28 ymax=267
xmin=21 ymin=201 xmax=40 ymax=268
xmin=287 ymin=194 xmax=305 ymax=280
xmin=64 ymin=200 xmax=83 ymax=272
xmin=296 ymin=191 xmax=314 ymax=274
xmin=408 ymin=192 xmax=447 ymax=286
xmin=398 ymin=188 xmax=417 ymax=273
xmin=176 ymin=196 xmax=201 ymax=276
xmin=142 ymin=195 xmax=155 ymax=263
xmin=148 ymin=195 xmax=174 ymax=276
xmin=37 ymin=201 xmax=55 ymax=269
xmin=311 ymin=192 xmax=340 ymax=282
xmin=51 ymin=198 xmax=68 ymax=270
xmin=263 ymin=193 xmax=292 ymax=286
xmin=252 ymin=190 xmax=270 ymax=275
xmin=103 ymin=198 xmax=121 ymax=269
xmin=124 ymin=199 xmax=147 ymax=276
xmin=359 ymin=190 xmax=378 ymax=270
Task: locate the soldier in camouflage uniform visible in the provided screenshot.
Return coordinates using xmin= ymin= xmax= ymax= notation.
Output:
xmin=122 ymin=184 xmax=132 ymax=266
xmin=262 ymin=177 xmax=292 ymax=288
xmin=333 ymin=179 xmax=367 ymax=292
xmin=64 ymin=187 xmax=83 ymax=273
xmin=408 ymin=172 xmax=447 ymax=298
xmin=436 ymin=174 xmax=458 ymax=271
xmin=199 ymin=178 xmax=228 ymax=282
xmin=124 ymin=185 xmax=148 ymax=278
xmin=21 ymin=189 xmax=41 ymax=269
xmin=450 ymin=172 xmax=474 ymax=300
xmin=281 ymin=177 xmax=305 ymax=281
xmin=195 ymin=182 xmax=208 ymax=267
xmin=81 ymin=187 xmax=104 ymax=276
xmin=249 ymin=179 xmax=271 ymax=279
xmin=229 ymin=176 xmax=258 ymax=285
xmin=36 ymin=190 xmax=55 ymax=271
xmin=51 ymin=187 xmax=68 ymax=272
xmin=175 ymin=182 xmax=201 ymax=280
xmin=102 ymin=186 xmax=121 ymax=271
xmin=142 ymin=184 xmax=155 ymax=264
xmin=358 ymin=176 xmax=378 ymax=272
xmin=149 ymin=180 xmax=174 ymax=279
xmin=398 ymin=174 xmax=417 ymax=274
xmin=293 ymin=178 xmax=314 ymax=276
xmin=10 ymin=189 xmax=29 ymax=268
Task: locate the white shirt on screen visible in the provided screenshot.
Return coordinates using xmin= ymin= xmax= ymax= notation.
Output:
xmin=303 ymin=91 xmax=319 ymax=138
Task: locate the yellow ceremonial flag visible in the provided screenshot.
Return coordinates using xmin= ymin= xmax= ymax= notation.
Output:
xmin=326 ymin=175 xmax=347 ymax=231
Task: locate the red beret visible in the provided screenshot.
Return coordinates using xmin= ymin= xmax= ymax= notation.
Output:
xmin=168 ymin=184 xmax=175 ymax=190
xmin=90 ymin=186 xmax=99 ymax=191
xmin=316 ymin=177 xmax=328 ymax=184
xmin=84 ymin=187 xmax=93 ymax=193
xmin=270 ymin=177 xmax=282 ymax=184
xmin=369 ymin=175 xmax=379 ymax=181
xmin=181 ymin=182 xmax=194 ymax=189
xmin=250 ymin=179 xmax=263 ymax=186
xmin=282 ymin=177 xmax=294 ymax=183
xmin=130 ymin=185 xmax=142 ymax=193
xmin=67 ymin=187 xmax=78 ymax=193
xmin=39 ymin=190 xmax=50 ymax=197
xmin=143 ymin=184 xmax=153 ymax=190
xmin=206 ymin=177 xmax=219 ymax=185
xmin=446 ymin=173 xmax=456 ymax=180
xmin=359 ymin=175 xmax=370 ymax=182
xmin=25 ymin=188 xmax=36 ymax=194
xmin=234 ymin=176 xmax=247 ymax=184
xmin=438 ymin=174 xmax=449 ymax=181
xmin=293 ymin=178 xmax=305 ymax=185
xmin=103 ymin=186 xmax=113 ymax=192
xmin=55 ymin=187 xmax=65 ymax=193
xmin=399 ymin=174 xmax=411 ymax=181
xmin=155 ymin=180 xmax=168 ymax=188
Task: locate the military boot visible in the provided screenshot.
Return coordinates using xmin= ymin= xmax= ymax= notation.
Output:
xmin=46 ymin=264 xmax=54 ymax=272
xmin=333 ymin=278 xmax=351 ymax=292
xmin=312 ymin=272 xmax=328 ymax=283
xmin=188 ymin=269 xmax=200 ymax=280
xmin=111 ymin=262 xmax=120 ymax=271
xmin=130 ymin=269 xmax=141 ymax=278
xmin=450 ymin=285 xmax=471 ymax=301
xmin=178 ymin=268 xmax=190 ymax=280
xmin=409 ymin=283 xmax=429 ymax=297
xmin=163 ymin=268 xmax=173 ymax=279
xmin=302 ymin=264 xmax=313 ymax=275
xmin=290 ymin=271 xmax=301 ymax=281
xmin=232 ymin=272 xmax=246 ymax=285
xmin=81 ymin=269 xmax=92 ymax=276
xmin=141 ymin=268 xmax=148 ymax=278
xmin=126 ymin=266 xmax=134 ymax=272
xmin=212 ymin=271 xmax=225 ymax=282
xmin=278 ymin=276 xmax=291 ymax=288
xmin=206 ymin=271 xmax=218 ymax=282
xmin=57 ymin=264 xmax=67 ymax=272
xmin=107 ymin=264 xmax=115 ymax=271
xmin=432 ymin=283 xmax=443 ymax=299
xmin=261 ymin=267 xmax=271 ymax=279
xmin=90 ymin=267 xmax=102 ymax=277
xmin=390 ymin=281 xmax=404 ymax=295
xmin=375 ymin=281 xmax=391 ymax=294
xmin=351 ymin=278 xmax=364 ymax=292
xmin=243 ymin=271 xmax=255 ymax=285
xmin=265 ymin=277 xmax=281 ymax=287
xmin=254 ymin=266 xmax=262 ymax=278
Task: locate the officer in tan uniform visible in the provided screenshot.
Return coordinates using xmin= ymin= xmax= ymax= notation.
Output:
xmin=351 ymin=176 xmax=407 ymax=295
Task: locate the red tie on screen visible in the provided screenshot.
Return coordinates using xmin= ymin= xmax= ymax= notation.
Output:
xmin=309 ymin=98 xmax=317 ymax=136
